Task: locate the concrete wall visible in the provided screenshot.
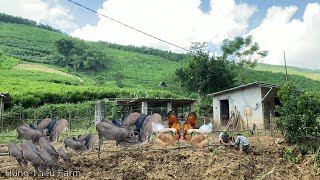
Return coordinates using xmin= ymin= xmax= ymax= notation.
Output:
xmin=212 ymin=86 xmax=265 ymax=130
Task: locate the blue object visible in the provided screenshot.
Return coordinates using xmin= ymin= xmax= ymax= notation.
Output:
xmin=84 ymin=134 xmax=92 ymax=148
xmin=135 ymin=114 xmax=147 ymax=133
xmin=47 ymin=120 xmax=57 ymax=135
xmin=29 ymin=123 xmax=36 ymax=129
xmin=36 ymin=119 xmax=42 ymax=125
xmin=112 ymin=119 xmax=122 ymax=127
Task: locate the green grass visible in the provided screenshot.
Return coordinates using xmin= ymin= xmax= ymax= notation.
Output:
xmin=70 ymin=126 xmax=97 ymax=136
xmin=211 ymin=149 xmax=221 ymax=155
xmin=0 ymin=130 xmax=19 ymax=144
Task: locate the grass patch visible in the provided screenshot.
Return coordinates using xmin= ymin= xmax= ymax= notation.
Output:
xmin=211 ymin=149 xmax=221 ymax=155
xmin=0 ymin=130 xmax=19 ymax=144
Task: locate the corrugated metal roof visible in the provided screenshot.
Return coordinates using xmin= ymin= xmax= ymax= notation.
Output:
xmin=208 ymin=82 xmax=281 ymax=97
xmin=117 ymin=97 xmax=196 ymax=106
xmin=0 ymin=92 xmax=10 ymax=101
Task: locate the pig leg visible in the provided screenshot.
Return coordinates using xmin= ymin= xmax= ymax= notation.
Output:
xmin=17 ymin=158 xmax=23 ymax=167
xmin=32 ymin=162 xmax=45 ymax=175
xmin=22 ymin=158 xmax=28 ymax=166
xmin=16 ymin=157 xmax=27 ymax=167
xmin=49 ymin=165 xmax=58 ymax=176
xmin=98 ymin=135 xmax=103 ymax=145
xmin=65 ymin=143 xmax=69 ymax=150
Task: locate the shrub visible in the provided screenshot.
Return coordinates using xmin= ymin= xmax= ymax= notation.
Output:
xmin=275 ymin=83 xmax=320 ymax=144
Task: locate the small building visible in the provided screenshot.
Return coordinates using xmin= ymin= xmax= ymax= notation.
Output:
xmin=116 ymin=97 xmax=196 ymax=121
xmin=208 ymin=82 xmax=281 ymax=130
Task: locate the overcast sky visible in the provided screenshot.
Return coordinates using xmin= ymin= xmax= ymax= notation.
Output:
xmin=0 ymin=0 xmax=319 ymax=69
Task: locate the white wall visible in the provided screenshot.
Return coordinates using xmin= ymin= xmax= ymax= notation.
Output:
xmin=212 ymin=86 xmax=265 ymax=130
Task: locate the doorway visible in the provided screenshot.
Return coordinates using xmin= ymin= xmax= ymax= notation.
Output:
xmin=220 ymin=100 xmax=229 ymax=126
xmin=274 ymin=97 xmax=281 ymax=117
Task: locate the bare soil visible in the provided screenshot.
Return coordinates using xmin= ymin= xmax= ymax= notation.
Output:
xmin=14 ymin=64 xmax=83 ymax=83
xmin=0 ymin=135 xmax=319 ymax=180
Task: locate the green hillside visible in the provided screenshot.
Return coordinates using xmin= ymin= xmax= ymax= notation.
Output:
xmin=255 ymin=63 xmax=320 ymax=81
xmin=0 ymin=20 xmax=319 ymax=110
xmin=0 ymin=23 xmax=186 ymax=91
xmin=0 ymin=52 xmax=179 ymax=108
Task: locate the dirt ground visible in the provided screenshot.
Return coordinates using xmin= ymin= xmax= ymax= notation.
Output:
xmin=0 ymin=135 xmax=319 ymax=180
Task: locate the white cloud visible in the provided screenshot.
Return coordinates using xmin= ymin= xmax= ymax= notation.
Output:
xmin=71 ymin=0 xmax=256 ymax=52
xmin=0 ymin=0 xmax=77 ymax=32
xmin=249 ymin=3 xmax=320 ymax=69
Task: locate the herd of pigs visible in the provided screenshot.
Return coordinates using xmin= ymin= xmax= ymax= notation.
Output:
xmin=7 ymin=112 xmax=211 ymax=176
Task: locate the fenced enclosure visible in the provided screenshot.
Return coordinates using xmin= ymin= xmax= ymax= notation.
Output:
xmin=0 ymin=98 xmax=213 ymax=145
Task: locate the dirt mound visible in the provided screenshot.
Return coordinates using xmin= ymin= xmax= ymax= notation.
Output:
xmin=0 ymin=136 xmax=319 ymax=179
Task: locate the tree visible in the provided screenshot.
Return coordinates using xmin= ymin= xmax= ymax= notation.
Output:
xmin=221 ymin=35 xmax=268 ymax=83
xmin=176 ymin=50 xmax=237 ymax=95
xmin=55 ymin=38 xmax=75 ymax=57
xmin=83 ymin=49 xmax=106 ymax=72
xmin=114 ymin=71 xmax=124 ymax=88
xmin=275 ymin=83 xmax=320 ymax=144
xmin=94 ymin=75 xmax=106 ymax=86
xmin=189 ymin=42 xmax=208 ymax=53
xmin=55 ymin=38 xmax=108 ymax=72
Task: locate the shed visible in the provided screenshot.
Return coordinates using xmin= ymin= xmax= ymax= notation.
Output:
xmin=0 ymin=92 xmax=10 ymax=132
xmin=208 ymin=82 xmax=281 ymax=130
xmin=116 ymin=97 xmax=196 ymax=120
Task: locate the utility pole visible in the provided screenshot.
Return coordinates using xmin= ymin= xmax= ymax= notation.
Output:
xmin=283 ymin=51 xmax=288 ymax=82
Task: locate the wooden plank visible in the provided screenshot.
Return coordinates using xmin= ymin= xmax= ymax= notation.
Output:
xmin=0 ymin=152 xmax=9 ymax=156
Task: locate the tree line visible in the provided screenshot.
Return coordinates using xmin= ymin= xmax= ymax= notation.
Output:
xmin=99 ymin=41 xmax=192 ymax=62
xmin=0 ymin=13 xmax=61 ymax=33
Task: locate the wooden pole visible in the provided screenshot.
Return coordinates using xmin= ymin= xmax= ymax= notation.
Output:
xmin=283 ymin=51 xmax=288 ymax=82
xmin=20 ymin=107 xmax=22 ymax=126
xmin=69 ymin=112 xmax=72 ymax=132
xmin=34 ymin=109 xmax=37 ymax=121
xmin=0 ymin=97 xmax=3 ymax=132
xmin=270 ymin=110 xmax=275 ymax=144
xmin=245 ymin=111 xmax=249 ymax=130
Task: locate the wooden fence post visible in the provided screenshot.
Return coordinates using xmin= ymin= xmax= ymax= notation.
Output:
xmin=98 ymin=143 xmax=101 ymax=159
xmin=94 ymin=101 xmax=105 ymax=126
xmin=270 ymin=110 xmax=275 ymax=143
xmin=69 ymin=112 xmax=72 ymax=132
xmin=0 ymin=97 xmax=3 ymax=132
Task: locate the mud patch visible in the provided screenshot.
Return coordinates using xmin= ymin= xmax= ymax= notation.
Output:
xmin=0 ymin=136 xmax=319 ymax=179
